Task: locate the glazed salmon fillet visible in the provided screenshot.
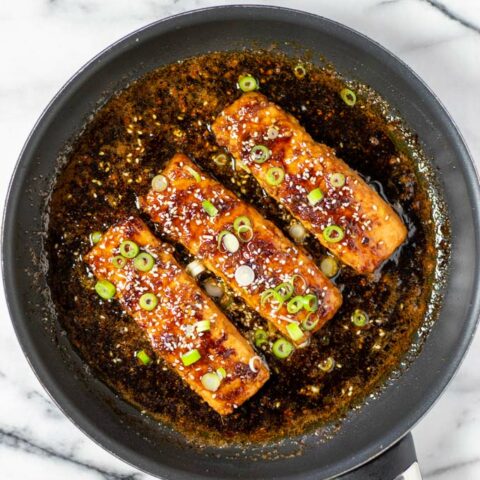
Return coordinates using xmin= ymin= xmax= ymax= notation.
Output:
xmin=84 ymin=217 xmax=269 ymax=415
xmin=140 ymin=154 xmax=342 ymax=347
xmin=212 ymin=92 xmax=407 ymax=274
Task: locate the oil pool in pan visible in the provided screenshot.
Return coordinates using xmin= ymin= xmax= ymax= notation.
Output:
xmin=46 ymin=50 xmax=449 ymax=445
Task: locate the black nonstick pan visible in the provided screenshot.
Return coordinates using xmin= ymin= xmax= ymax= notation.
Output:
xmin=3 ymin=5 xmax=480 ymax=480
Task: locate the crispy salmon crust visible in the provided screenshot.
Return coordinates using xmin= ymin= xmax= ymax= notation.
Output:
xmin=212 ymin=92 xmax=407 ymax=273
xmin=140 ymin=154 xmax=342 ymax=346
xmin=84 ymin=217 xmax=269 ymax=415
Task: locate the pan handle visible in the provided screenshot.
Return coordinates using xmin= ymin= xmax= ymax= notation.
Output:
xmin=339 ymin=432 xmax=422 ymax=480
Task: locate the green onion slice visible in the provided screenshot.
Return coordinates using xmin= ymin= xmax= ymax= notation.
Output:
xmin=217 ymin=230 xmax=239 ymax=253
xmin=134 ymin=252 xmax=155 ymax=272
xmin=266 ymin=167 xmax=285 ymax=186
xmin=95 ymin=280 xmax=116 ymax=300
xmin=139 ymin=293 xmax=158 ymax=311
xmin=111 ymin=256 xmax=126 ymax=269
xmin=272 ymin=338 xmax=294 ymax=359
xmin=250 ymin=145 xmax=271 ymax=163
xmin=274 ymin=282 xmax=294 ymax=301
xmin=201 ymin=372 xmax=221 ymax=392
xmin=302 ymin=313 xmax=320 ymax=331
xmin=181 ymin=349 xmax=201 ymax=366
xmin=185 ymin=166 xmax=201 ymax=182
xmin=294 ymin=64 xmax=307 ymax=79
xmin=236 ymin=224 xmax=253 ymax=242
xmin=307 ymin=188 xmax=324 ymax=206
xmin=260 ymin=289 xmax=284 ymax=309
xmin=238 ymin=74 xmax=258 ymax=92
xmin=323 ymin=225 xmax=345 ymax=243
xmin=202 ymin=200 xmax=218 ymax=217
xmin=266 ymin=126 xmax=279 ymax=140
xmin=233 ymin=216 xmax=251 ymax=231
xmin=289 ymin=274 xmax=307 ymax=293
xmin=319 ymin=356 xmax=335 ymax=372
xmin=119 ymin=240 xmax=139 ymax=258
xmin=213 ymin=153 xmax=228 ymax=166
xmin=136 ymin=349 xmax=152 ymax=365
xmin=254 ymin=328 xmax=268 ymax=347
xmin=351 ymin=309 xmax=369 ymax=327
xmin=90 ymin=231 xmax=102 ymax=245
xmin=340 ymin=88 xmax=357 ymax=106
xmin=320 ymin=256 xmax=339 ymax=278
xmin=286 ymin=322 xmax=305 ymax=342
xmin=152 ymin=174 xmax=168 ymax=192
xmin=329 ymin=172 xmax=346 ymax=188
xmin=303 ymin=294 xmax=319 ymax=313
xmin=217 ymin=367 xmax=227 ymax=379
xmin=195 ymin=320 xmax=211 ymax=333
xmin=217 ymin=230 xmax=230 ymax=251
xmin=287 ymin=296 xmax=305 ymax=314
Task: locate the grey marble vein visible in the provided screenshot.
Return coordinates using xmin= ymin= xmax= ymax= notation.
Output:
xmin=0 ymin=427 xmax=143 ymax=480
xmin=422 ymin=0 xmax=480 ymax=34
xmin=424 ymin=457 xmax=480 ymax=478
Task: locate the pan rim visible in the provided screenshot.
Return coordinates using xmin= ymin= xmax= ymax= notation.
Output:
xmin=3 ymin=4 xmax=480 ymax=479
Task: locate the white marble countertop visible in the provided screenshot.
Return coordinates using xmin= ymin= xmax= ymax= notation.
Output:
xmin=1 ymin=1 xmax=479 ymax=479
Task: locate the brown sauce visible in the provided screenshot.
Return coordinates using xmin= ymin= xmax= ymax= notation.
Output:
xmin=46 ymin=50 xmax=449 ymax=445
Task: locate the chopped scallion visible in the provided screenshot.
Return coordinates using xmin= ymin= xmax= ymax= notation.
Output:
xmin=254 ymin=328 xmax=268 ymax=347
xmin=272 ymin=338 xmax=294 ymax=359
xmin=302 ymin=313 xmax=320 ymax=331
xmin=266 ymin=167 xmax=285 ymax=186
xmin=323 ymin=225 xmax=345 ymax=243
xmin=151 ymin=174 xmax=168 ymax=192
xmin=218 ymin=230 xmax=239 ymax=253
xmin=90 ymin=231 xmax=102 ymax=245
xmin=195 ymin=320 xmax=211 ymax=332
xmin=136 ymin=349 xmax=152 ymax=365
xmin=250 ymin=145 xmax=271 ymax=163
xmin=119 ymin=240 xmax=139 ymax=258
xmin=303 ymin=294 xmax=319 ymax=313
xmin=202 ymin=200 xmax=218 ymax=217
xmin=181 ymin=349 xmax=201 ymax=366
xmin=266 ymin=126 xmax=279 ymax=140
xmin=351 ymin=309 xmax=369 ymax=327
xmin=95 ymin=280 xmax=116 ymax=300
xmin=238 ymin=74 xmax=258 ymax=92
xmin=319 ymin=356 xmax=335 ymax=372
xmin=320 ymin=256 xmax=339 ymax=278
xmin=235 ymin=265 xmax=255 ymax=287
xmin=260 ymin=288 xmax=284 ymax=309
xmin=233 ymin=216 xmax=251 ymax=231
xmin=307 ymin=188 xmax=324 ymax=206
xmin=287 ymin=296 xmax=305 ymax=314
xmin=111 ymin=256 xmax=126 ymax=269
xmin=329 ymin=172 xmax=346 ymax=188
xmin=201 ymin=372 xmax=221 ymax=391
xmin=286 ymin=322 xmax=304 ymax=342
xmin=213 ymin=153 xmax=228 ymax=166
xmin=340 ymin=88 xmax=356 ymax=106
xmin=236 ymin=224 xmax=253 ymax=242
xmin=274 ymin=282 xmax=294 ymax=301
xmin=185 ymin=166 xmax=201 ymax=182
xmin=134 ymin=252 xmax=155 ymax=272
xmin=139 ymin=293 xmax=158 ymax=311
xmin=294 ymin=64 xmax=307 ymax=79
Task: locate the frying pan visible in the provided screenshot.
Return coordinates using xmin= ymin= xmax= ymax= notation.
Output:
xmin=3 ymin=5 xmax=479 ymax=480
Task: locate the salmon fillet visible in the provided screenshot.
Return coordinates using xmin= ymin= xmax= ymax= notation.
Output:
xmin=212 ymin=92 xmax=407 ymax=274
xmin=84 ymin=217 xmax=269 ymax=415
xmin=140 ymin=154 xmax=342 ymax=347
